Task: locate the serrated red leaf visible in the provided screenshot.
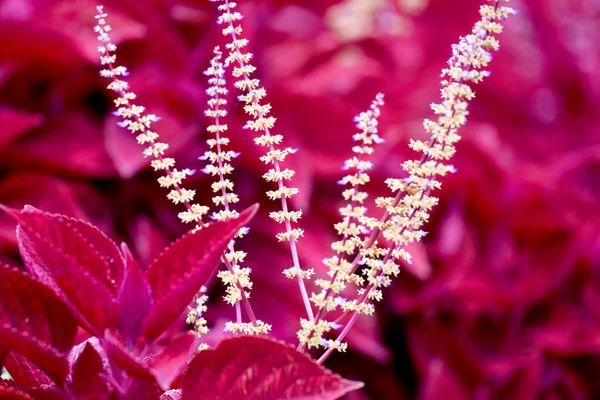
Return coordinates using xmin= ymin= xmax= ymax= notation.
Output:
xmin=147 ymin=332 xmax=200 ymax=391
xmin=117 ymin=244 xmax=153 ymax=347
xmin=4 ymin=352 xmax=53 ymax=388
xmin=71 ymin=343 xmax=107 ymax=398
xmin=104 ymin=330 xmax=154 ymax=381
xmin=143 ymin=205 xmax=258 ymax=342
xmin=0 ymin=266 xmax=77 ymax=352
xmin=2 ymin=206 xmax=120 ymax=335
xmin=0 ymin=326 xmax=68 ymax=383
xmin=9 ymin=206 xmax=124 ymax=293
xmin=181 ymin=336 xmax=363 ymax=400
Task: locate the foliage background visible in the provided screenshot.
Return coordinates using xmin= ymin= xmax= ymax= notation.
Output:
xmin=0 ymin=0 xmax=599 ymax=398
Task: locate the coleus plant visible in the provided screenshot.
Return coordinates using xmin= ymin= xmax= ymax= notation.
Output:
xmin=0 ymin=0 xmax=517 ymax=399
xmin=0 ymin=204 xmax=362 ymax=399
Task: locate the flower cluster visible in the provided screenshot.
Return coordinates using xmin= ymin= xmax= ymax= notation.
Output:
xmin=212 ymin=0 xmax=315 ymax=321
xmin=186 ymin=286 xmax=209 ymax=338
xmin=95 ymin=0 xmax=517 ymax=366
xmin=95 ymin=6 xmax=209 ymax=227
xmin=300 ymin=0 xmax=517 ymax=361
xmin=298 ymin=94 xmax=386 ymax=349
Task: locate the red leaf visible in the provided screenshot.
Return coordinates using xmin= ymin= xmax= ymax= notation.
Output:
xmin=0 ymin=385 xmax=32 ymax=400
xmin=0 ymin=266 xmax=77 ymax=352
xmin=9 ymin=206 xmax=124 ymax=293
xmin=181 ymin=336 xmax=363 ymax=400
xmin=117 ymin=244 xmax=153 ymax=347
xmin=147 ymin=332 xmax=200 ymax=391
xmin=0 ymin=265 xmax=73 ymax=383
xmin=104 ymin=330 xmax=154 ymax=381
xmin=124 ymin=379 xmax=161 ymax=400
xmin=2 ymin=114 xmax=117 ymax=178
xmin=4 ymin=352 xmax=53 ymax=388
xmin=143 ymin=205 xmax=259 ymax=342
xmin=71 ymin=343 xmax=107 ymax=398
xmin=2 ymin=206 xmax=120 ymax=335
xmin=420 ymin=359 xmax=470 ymax=400
xmin=0 ymin=326 xmax=68 ymax=383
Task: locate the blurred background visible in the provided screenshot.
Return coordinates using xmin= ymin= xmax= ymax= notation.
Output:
xmin=0 ymin=0 xmax=599 ymax=398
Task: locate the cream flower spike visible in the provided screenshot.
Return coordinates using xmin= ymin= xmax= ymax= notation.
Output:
xmin=313 ymin=0 xmax=518 ymax=365
xmin=94 ymin=5 xmax=209 ymax=227
xmin=199 ymin=47 xmax=267 ymax=334
xmin=298 ymin=94 xmax=386 ymax=353
xmin=211 ymin=0 xmax=314 ymax=321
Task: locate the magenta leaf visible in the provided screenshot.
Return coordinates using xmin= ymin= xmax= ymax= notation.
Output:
xmin=117 ymin=244 xmax=153 ymax=347
xmin=147 ymin=332 xmax=200 ymax=391
xmin=2 ymin=205 xmax=120 ymax=335
xmin=181 ymin=336 xmax=364 ymax=400
xmin=71 ymin=343 xmax=107 ymax=398
xmin=143 ymin=204 xmax=259 ymax=342
xmin=161 ymin=390 xmax=182 ymax=400
xmin=104 ymin=330 xmax=154 ymax=380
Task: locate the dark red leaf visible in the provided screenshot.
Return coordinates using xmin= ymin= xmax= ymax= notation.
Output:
xmin=23 ymin=387 xmax=71 ymax=400
xmin=0 ymin=266 xmax=77 ymax=352
xmin=104 ymin=330 xmax=154 ymax=381
xmin=0 ymin=107 xmax=43 ymax=152
xmin=181 ymin=336 xmax=363 ymax=400
xmin=0 ymin=265 xmax=73 ymax=383
xmin=71 ymin=343 xmax=107 ymax=398
xmin=4 ymin=352 xmax=53 ymax=388
xmin=2 ymin=206 xmax=120 ymax=335
xmin=147 ymin=332 xmax=200 ymax=391
xmin=0 ymin=385 xmax=32 ymax=400
xmin=117 ymin=244 xmax=153 ymax=347
xmin=124 ymin=379 xmax=160 ymax=400
xmin=143 ymin=204 xmax=259 ymax=342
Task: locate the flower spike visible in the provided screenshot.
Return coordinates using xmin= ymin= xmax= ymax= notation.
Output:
xmin=313 ymin=0 xmax=518 ymax=364
xmin=94 ymin=5 xmax=210 ymax=227
xmin=212 ymin=0 xmax=315 ymax=321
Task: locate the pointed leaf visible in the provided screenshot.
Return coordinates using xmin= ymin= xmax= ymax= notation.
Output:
xmin=181 ymin=336 xmax=363 ymax=400
xmin=104 ymin=330 xmax=154 ymax=380
xmin=1 ymin=206 xmax=120 ymax=335
xmin=143 ymin=205 xmax=258 ymax=342
xmin=4 ymin=352 xmax=53 ymax=388
xmin=71 ymin=343 xmax=107 ymax=398
xmin=117 ymin=244 xmax=153 ymax=347
xmin=147 ymin=332 xmax=200 ymax=391
xmin=6 ymin=205 xmax=124 ymax=293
